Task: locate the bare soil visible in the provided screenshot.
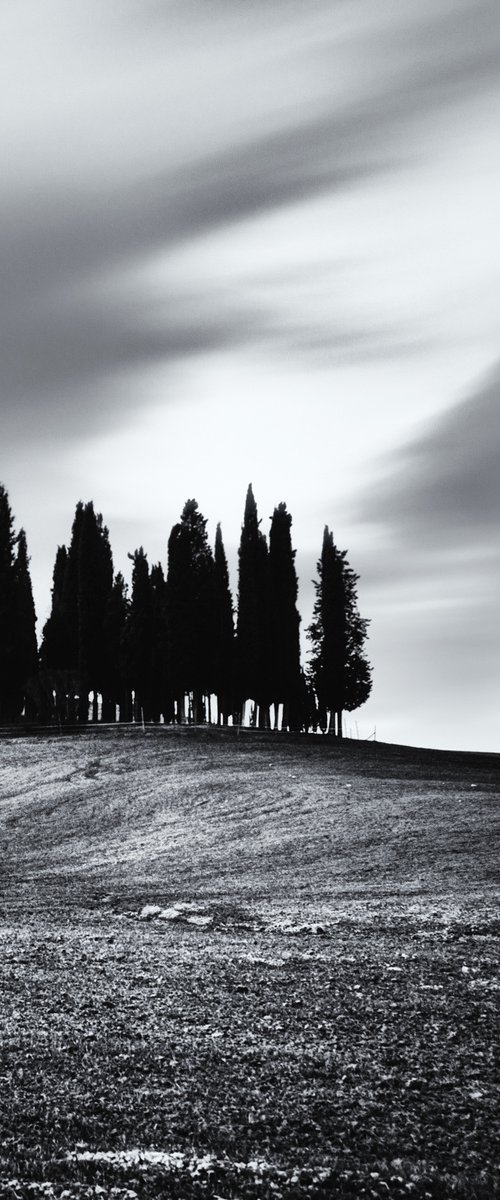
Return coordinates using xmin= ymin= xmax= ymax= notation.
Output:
xmin=0 ymin=727 xmax=499 ymax=1198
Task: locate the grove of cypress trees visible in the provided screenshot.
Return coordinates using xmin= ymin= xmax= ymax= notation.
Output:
xmin=4 ymin=483 xmax=375 ymax=735
xmin=308 ymin=527 xmax=372 ymax=736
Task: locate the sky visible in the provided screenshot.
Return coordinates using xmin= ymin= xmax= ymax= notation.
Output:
xmin=1 ymin=0 xmax=499 ymax=752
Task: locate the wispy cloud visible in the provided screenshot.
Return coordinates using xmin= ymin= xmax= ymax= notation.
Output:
xmin=2 ymin=0 xmax=499 ymax=443
xmin=357 ymin=365 xmax=500 ymax=554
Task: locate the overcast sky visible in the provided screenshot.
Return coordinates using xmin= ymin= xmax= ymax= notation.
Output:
xmin=2 ymin=0 xmax=499 ymax=751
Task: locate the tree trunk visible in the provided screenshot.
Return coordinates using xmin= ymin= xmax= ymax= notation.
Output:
xmin=258 ymin=704 xmax=270 ymax=730
xmin=101 ymin=696 xmax=115 ymax=723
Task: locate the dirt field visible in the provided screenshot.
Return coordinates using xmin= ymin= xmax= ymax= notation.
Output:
xmin=0 ymin=727 xmax=499 ymax=1198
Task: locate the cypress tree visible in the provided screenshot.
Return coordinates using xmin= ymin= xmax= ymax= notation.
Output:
xmin=122 ymin=548 xmax=154 ymax=722
xmin=0 ymin=488 xmax=38 ymax=721
xmin=40 ymin=500 xmax=114 ymax=721
xmin=308 ymin=527 xmax=372 ymax=736
xmin=40 ymin=547 xmax=69 ymax=670
xmin=213 ymin=523 xmax=235 ymax=725
xmin=150 ymin=562 xmax=172 ymax=724
xmin=236 ymin=484 xmax=270 ymax=728
xmin=39 ymin=546 xmax=77 ymax=723
xmin=13 ymin=530 xmax=38 ymax=718
xmin=101 ymin=571 xmax=129 ymax=722
xmin=0 ymin=487 xmax=38 ymax=720
xmin=61 ymin=501 xmax=85 ymax=672
xmin=0 ymin=485 xmax=18 ymax=721
xmin=268 ymin=502 xmax=301 ymax=730
xmin=77 ymin=502 xmax=114 ymax=720
xmin=167 ymin=500 xmax=215 ymax=724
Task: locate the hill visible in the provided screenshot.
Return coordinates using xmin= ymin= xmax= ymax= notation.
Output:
xmin=0 ymin=728 xmax=498 ymax=1198
xmin=1 ymin=726 xmax=498 ymax=917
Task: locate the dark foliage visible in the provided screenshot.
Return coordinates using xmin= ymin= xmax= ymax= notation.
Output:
xmin=0 ymin=486 xmax=38 ymax=721
xmin=149 ymin=562 xmax=172 ymax=724
xmin=2 ymin=481 xmax=373 ymax=730
xmin=121 ymin=548 xmax=154 ymax=722
xmin=77 ymin=503 xmax=114 ymax=720
xmin=167 ymin=500 xmax=216 ymax=723
xmin=40 ymin=501 xmax=114 ymax=722
xmin=236 ymin=485 xmax=271 ymax=727
xmin=101 ymin=572 xmax=129 ymax=722
xmin=308 ymin=526 xmax=372 ymax=736
xmin=213 ymin=523 xmax=235 ymax=724
xmin=268 ymin=502 xmax=301 ymax=730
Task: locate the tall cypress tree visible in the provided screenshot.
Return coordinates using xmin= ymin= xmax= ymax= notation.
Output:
xmin=38 ymin=545 xmax=73 ymax=722
xmin=167 ymin=500 xmax=215 ymax=724
xmin=61 ymin=501 xmax=85 ymax=672
xmin=13 ymin=530 xmax=39 ymax=718
xmin=0 ymin=487 xmax=38 ymax=721
xmin=40 ymin=547 xmax=69 ymax=670
xmin=213 ymin=523 xmax=235 ymax=725
xmin=122 ymin=548 xmax=154 ymax=722
xmin=40 ymin=500 xmax=114 ymax=721
xmin=268 ymin=502 xmax=301 ymax=730
xmin=236 ymin=484 xmax=270 ymax=727
xmin=150 ymin=562 xmax=171 ymax=724
xmin=101 ymin=572 xmax=129 ymax=723
xmin=308 ymin=527 xmax=372 ymax=736
xmin=0 ymin=485 xmax=18 ymax=721
xmin=77 ymin=502 xmax=114 ymax=720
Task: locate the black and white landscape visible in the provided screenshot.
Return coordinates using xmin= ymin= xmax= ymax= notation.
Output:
xmin=1 ymin=4 xmax=499 ymax=1197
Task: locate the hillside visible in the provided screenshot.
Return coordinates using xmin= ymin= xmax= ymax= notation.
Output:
xmin=1 ymin=727 xmax=498 ymax=918
xmin=0 ymin=729 xmax=498 ymax=1199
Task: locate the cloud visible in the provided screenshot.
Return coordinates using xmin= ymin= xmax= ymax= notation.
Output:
xmin=358 ymin=366 xmax=500 ymax=552
xmin=1 ymin=0 xmax=499 ymax=447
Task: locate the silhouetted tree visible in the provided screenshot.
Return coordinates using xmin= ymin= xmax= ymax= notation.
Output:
xmin=150 ymin=562 xmax=172 ymax=723
xmin=0 ymin=485 xmax=19 ymax=721
xmin=236 ymin=484 xmax=270 ymax=727
xmin=101 ymin=572 xmax=129 ymax=722
xmin=122 ymin=548 xmax=154 ymax=721
xmin=308 ymin=527 xmax=371 ymax=736
xmin=61 ymin=501 xmax=85 ymax=672
xmin=167 ymin=500 xmax=215 ymax=723
xmin=0 ymin=487 xmax=38 ymax=721
xmin=13 ymin=530 xmax=38 ymax=718
xmin=40 ymin=500 xmax=114 ymax=721
xmin=40 ymin=547 xmax=69 ymax=671
xmin=268 ymin=502 xmax=301 ymax=730
xmin=78 ymin=502 xmax=114 ymax=720
xmin=213 ymin=523 xmax=235 ymax=724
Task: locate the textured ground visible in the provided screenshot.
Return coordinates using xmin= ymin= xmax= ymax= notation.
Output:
xmin=0 ymin=727 xmax=498 ymax=1198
